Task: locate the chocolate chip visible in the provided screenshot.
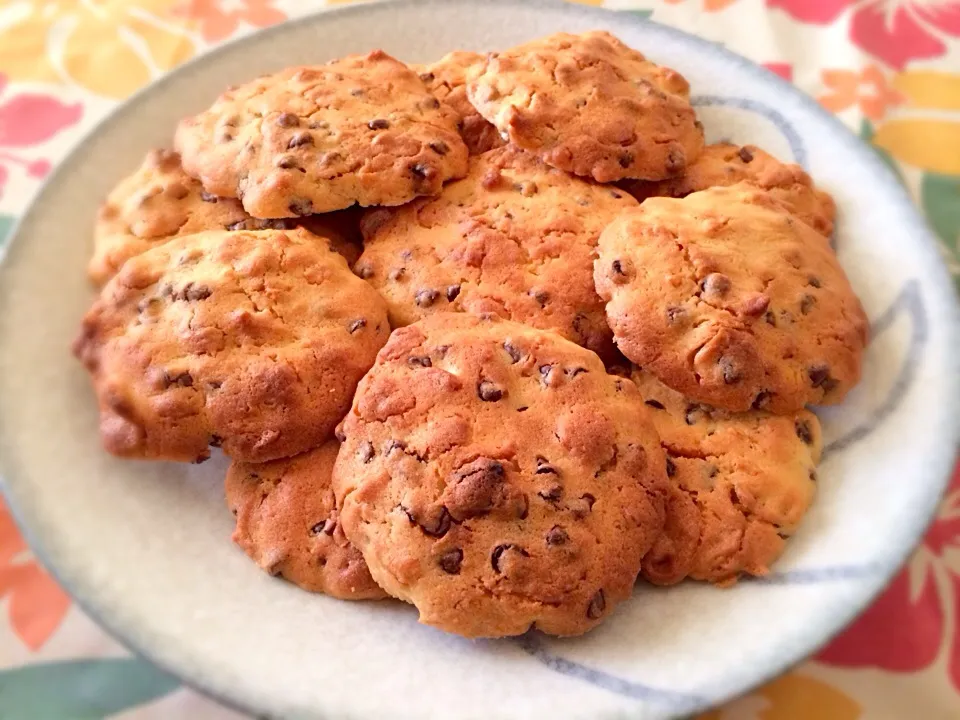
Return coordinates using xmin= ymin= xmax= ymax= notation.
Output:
xmin=386 ymin=439 xmax=407 ymax=454
xmin=531 ymin=289 xmax=549 ymax=307
xmin=752 ymin=390 xmax=772 ymax=410
xmin=517 ymin=406 xmax=528 ymax=412
xmin=276 ymin=112 xmax=299 ymax=128
xmin=421 ymin=507 xmax=452 ymax=537
xmin=795 ymin=419 xmax=814 ymax=445
xmin=415 ymin=288 xmax=439 ymax=307
xmin=358 ymin=441 xmax=374 ymax=463
xmin=742 ymin=294 xmax=770 ymax=317
xmin=287 ymin=132 xmax=313 ymax=148
xmin=610 ymin=190 xmax=623 ymax=199
xmin=666 ymin=305 xmax=686 ymax=324
xmin=705 ymin=464 xmax=719 ymax=479
xmin=410 ymin=162 xmax=436 ymax=187
xmin=719 ymin=356 xmax=742 ymax=384
xmin=808 ymin=276 xmax=822 ymax=288
xmin=389 ymin=267 xmax=406 ymax=281
xmin=538 ymin=485 xmax=562 ymax=502
xmin=418 ymin=71 xmax=435 ymax=82
xmin=701 ymin=273 xmax=731 ymax=297
xmin=446 ymin=459 xmax=506 ymax=520
xmin=810 ymin=470 xmax=818 ymax=482
xmin=209 ymin=434 xmax=223 ymax=448
xmin=808 ymin=363 xmax=832 ymax=388
xmin=368 ymin=118 xmax=390 ymax=130
xmin=276 ymin=155 xmax=299 ymax=170
xmin=644 ymin=399 xmax=666 ymax=410
xmin=764 ymin=310 xmax=777 ymax=327
xmin=800 ymin=294 xmax=817 ymax=315
xmin=348 ymin=318 xmax=366 ymax=333
xmin=200 ymin=191 xmax=218 ymax=202
xmin=665 ymin=457 xmax=676 ymax=477
xmin=503 ymin=342 xmax=522 ymax=363
xmin=423 ymin=96 xmax=441 ymax=109
xmin=587 ymin=589 xmax=606 ymax=619
xmin=477 ymin=380 xmax=504 ymax=402
xmin=349 ymin=88 xmax=365 ymax=97
xmin=408 ymin=355 xmax=432 ymax=368
xmin=545 ymin=526 xmax=569 ymax=546
xmin=490 ymin=544 xmax=527 ymax=572
xmin=438 ymin=548 xmax=463 ymax=574
xmin=288 ymin=198 xmax=313 ymax=215
xmin=684 ymin=404 xmax=702 ymax=425
xmin=581 ymin=493 xmax=596 ymax=510
xmin=618 ymin=152 xmax=634 ymax=168
xmin=445 ymin=284 xmax=461 ymax=302
xmin=738 ymin=147 xmax=754 ymax=163
xmin=611 ymin=259 xmax=626 ymax=277
xmin=164 ymin=371 xmax=193 ymax=388
xmin=535 ymin=456 xmax=559 ymax=475
xmin=539 ymin=364 xmax=555 ymax=383
xmin=429 ymin=141 xmax=449 ymax=155
xmin=310 ymin=521 xmax=326 ymax=535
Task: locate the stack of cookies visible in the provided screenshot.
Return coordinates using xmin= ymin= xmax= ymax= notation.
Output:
xmin=74 ymin=31 xmax=868 ymax=639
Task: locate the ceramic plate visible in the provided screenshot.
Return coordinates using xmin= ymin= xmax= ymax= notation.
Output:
xmin=1 ymin=1 xmax=958 ymax=718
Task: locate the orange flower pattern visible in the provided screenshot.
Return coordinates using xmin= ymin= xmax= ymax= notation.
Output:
xmin=177 ymin=0 xmax=287 ymax=43
xmin=819 ymin=65 xmax=904 ymax=121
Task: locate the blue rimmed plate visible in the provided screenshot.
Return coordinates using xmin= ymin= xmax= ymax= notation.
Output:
xmin=1 ymin=1 xmax=958 ymax=718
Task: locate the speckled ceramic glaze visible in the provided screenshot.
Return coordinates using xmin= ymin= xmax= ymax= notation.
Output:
xmin=0 ymin=1 xmax=958 ymax=718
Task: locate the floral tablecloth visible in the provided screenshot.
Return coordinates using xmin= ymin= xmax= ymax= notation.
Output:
xmin=0 ymin=1 xmax=958 ymax=717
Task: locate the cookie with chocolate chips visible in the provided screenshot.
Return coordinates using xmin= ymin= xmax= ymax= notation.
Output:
xmin=91 ymin=149 xmax=364 ymax=284
xmin=333 ymin=313 xmax=668 ymax=638
xmin=414 ymin=51 xmax=504 ymax=155
xmin=226 ymin=441 xmax=388 ymax=599
xmin=175 ymin=50 xmax=468 ymax=217
xmin=630 ymin=368 xmax=821 ymax=586
xmin=622 ymin=143 xmax=837 ymax=236
xmin=73 ymin=228 xmax=390 ymax=463
xmin=595 ymin=184 xmax=868 ymax=413
xmin=467 ymin=31 xmax=703 ymax=182
xmin=354 ymin=145 xmax=637 ymax=360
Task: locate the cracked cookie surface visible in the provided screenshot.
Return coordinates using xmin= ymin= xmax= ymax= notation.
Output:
xmin=594 ymin=184 xmax=868 ymax=413
xmin=355 ymin=146 xmax=637 ymax=360
xmin=467 ymin=31 xmax=703 ymax=182
xmin=622 ymin=143 xmax=837 ymax=236
xmin=332 ymin=313 xmax=668 ymax=638
xmin=74 ymin=228 xmax=390 ymax=463
xmin=627 ymin=368 xmax=820 ymax=586
xmin=175 ymin=50 xmax=468 ymax=217
xmin=226 ymin=441 xmax=388 ymax=599
xmin=415 ymin=51 xmax=504 ymax=155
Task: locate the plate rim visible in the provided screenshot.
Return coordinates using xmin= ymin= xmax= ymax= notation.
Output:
xmin=1 ymin=0 xmax=958 ymax=717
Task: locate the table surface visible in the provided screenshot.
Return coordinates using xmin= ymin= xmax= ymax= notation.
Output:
xmin=0 ymin=1 xmax=958 ymax=718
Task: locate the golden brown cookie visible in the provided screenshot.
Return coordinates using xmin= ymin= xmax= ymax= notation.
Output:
xmin=415 ymin=51 xmax=504 ymax=155
xmin=225 ymin=441 xmax=388 ymax=599
xmin=467 ymin=31 xmax=703 ymax=182
xmin=333 ymin=313 xmax=668 ymax=638
xmin=594 ymin=184 xmax=868 ymax=413
xmin=74 ymin=228 xmax=390 ymax=463
xmin=175 ymin=50 xmax=469 ymax=217
xmin=91 ymin=149 xmax=364 ymax=284
xmin=354 ymin=146 xmax=637 ymax=360
xmin=628 ymin=368 xmax=820 ymax=586
xmin=622 ymin=143 xmax=836 ymax=236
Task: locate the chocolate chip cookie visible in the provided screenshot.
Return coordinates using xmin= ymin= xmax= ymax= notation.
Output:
xmin=415 ymin=51 xmax=504 ymax=155
xmin=91 ymin=149 xmax=364 ymax=284
xmin=629 ymin=368 xmax=820 ymax=586
xmin=74 ymin=228 xmax=390 ymax=463
xmin=622 ymin=143 xmax=837 ymax=236
xmin=175 ymin=50 xmax=469 ymax=217
xmin=595 ymin=184 xmax=868 ymax=413
xmin=332 ymin=313 xmax=668 ymax=638
xmin=467 ymin=31 xmax=703 ymax=182
xmin=354 ymin=146 xmax=637 ymax=360
xmin=226 ymin=440 xmax=388 ymax=599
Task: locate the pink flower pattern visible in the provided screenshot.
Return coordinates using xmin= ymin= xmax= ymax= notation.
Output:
xmin=0 ymin=74 xmax=82 ymax=199
xmin=769 ymin=0 xmax=960 ymax=69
